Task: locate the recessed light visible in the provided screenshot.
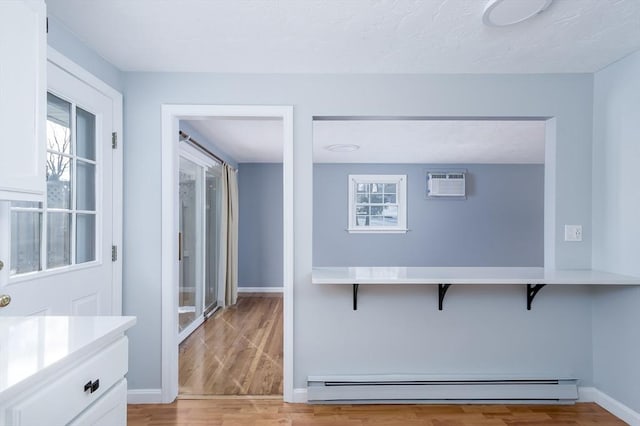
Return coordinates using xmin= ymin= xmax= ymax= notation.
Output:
xmin=483 ymin=0 xmax=553 ymax=27
xmin=325 ymin=144 xmax=360 ymax=152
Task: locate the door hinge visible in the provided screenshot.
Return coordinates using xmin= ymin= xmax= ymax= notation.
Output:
xmin=46 ymin=17 xmax=48 ymax=34
xmin=112 ymin=132 xmax=118 ymax=149
xmin=111 ymin=245 xmax=118 ymax=262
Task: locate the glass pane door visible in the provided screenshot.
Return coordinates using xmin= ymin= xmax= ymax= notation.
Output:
xmin=204 ymin=165 xmax=222 ymax=316
xmin=179 ymin=157 xmax=203 ymax=334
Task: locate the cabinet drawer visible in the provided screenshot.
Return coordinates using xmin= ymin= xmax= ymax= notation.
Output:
xmin=7 ymin=337 xmax=128 ymax=426
xmin=69 ymin=379 xmax=127 ymax=426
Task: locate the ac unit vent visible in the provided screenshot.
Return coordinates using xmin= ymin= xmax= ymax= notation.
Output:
xmin=428 ymin=171 xmax=466 ymax=197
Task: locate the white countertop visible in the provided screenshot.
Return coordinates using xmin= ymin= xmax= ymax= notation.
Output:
xmin=0 ymin=316 xmax=136 ymax=404
xmin=312 ymin=266 xmax=640 ymax=285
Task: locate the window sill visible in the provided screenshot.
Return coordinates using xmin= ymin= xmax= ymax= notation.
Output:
xmin=347 ymin=228 xmax=408 ymax=234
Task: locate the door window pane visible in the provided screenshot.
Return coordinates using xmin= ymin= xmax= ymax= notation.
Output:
xmin=10 ymin=211 xmax=41 ymax=274
xmin=76 ymin=214 xmax=96 ymax=264
xmin=46 ymin=94 xmax=71 ymax=154
xmin=46 ymin=153 xmax=72 ymax=209
xmin=76 ymin=107 xmax=96 ymax=160
xmin=76 ymin=160 xmax=96 ymax=211
xmin=47 ymin=213 xmax=71 ymax=268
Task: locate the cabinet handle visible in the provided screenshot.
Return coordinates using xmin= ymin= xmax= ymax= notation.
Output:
xmin=84 ymin=379 xmax=100 ymax=394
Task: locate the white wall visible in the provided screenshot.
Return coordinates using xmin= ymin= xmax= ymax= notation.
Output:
xmin=122 ymin=72 xmax=595 ymax=390
xmin=592 ymin=49 xmax=640 ymax=412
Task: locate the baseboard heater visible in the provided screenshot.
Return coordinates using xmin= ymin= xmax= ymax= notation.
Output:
xmin=307 ymin=375 xmax=579 ymax=404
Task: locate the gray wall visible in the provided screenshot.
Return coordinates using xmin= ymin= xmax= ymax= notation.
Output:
xmin=45 ymin=16 xmax=640 ymax=411
xmin=592 ymin=49 xmax=640 ymax=412
xmin=120 ymin=71 xmax=594 ymax=391
xmin=44 ymin=18 xmax=598 ymax=392
xmin=314 ymin=164 xmax=544 ymax=267
xmin=238 ymin=163 xmax=283 ymax=287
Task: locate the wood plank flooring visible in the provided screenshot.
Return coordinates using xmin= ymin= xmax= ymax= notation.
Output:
xmin=179 ymin=294 xmax=283 ymax=396
xmin=128 ymin=400 xmax=626 ymax=426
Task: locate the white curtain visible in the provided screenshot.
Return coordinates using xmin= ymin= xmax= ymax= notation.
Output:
xmin=220 ymin=164 xmax=239 ymax=307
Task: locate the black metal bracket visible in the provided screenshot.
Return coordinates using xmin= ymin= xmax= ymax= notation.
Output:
xmin=353 ymin=283 xmax=359 ymax=310
xmin=526 ymin=284 xmax=546 ymax=310
xmin=438 ymin=284 xmax=451 ymax=311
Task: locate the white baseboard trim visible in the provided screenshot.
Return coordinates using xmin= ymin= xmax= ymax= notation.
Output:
xmin=292 ymin=388 xmax=308 ymax=403
xmin=578 ymin=387 xmax=640 ymax=426
xmin=578 ymin=386 xmax=598 ymax=402
xmin=128 ymin=389 xmax=163 ymax=404
xmin=238 ymin=286 xmax=283 ymax=293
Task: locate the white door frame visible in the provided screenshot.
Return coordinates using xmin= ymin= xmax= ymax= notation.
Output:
xmin=160 ymin=105 xmax=294 ymax=403
xmin=46 ymin=47 xmax=124 ymax=314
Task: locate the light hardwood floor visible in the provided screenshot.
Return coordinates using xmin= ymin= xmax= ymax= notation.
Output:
xmin=179 ymin=294 xmax=283 ymax=396
xmin=128 ymin=400 xmax=626 ymax=426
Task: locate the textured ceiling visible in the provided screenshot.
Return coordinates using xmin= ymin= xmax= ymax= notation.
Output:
xmin=47 ymin=0 xmax=640 ymax=73
xmin=313 ymin=119 xmax=546 ymax=164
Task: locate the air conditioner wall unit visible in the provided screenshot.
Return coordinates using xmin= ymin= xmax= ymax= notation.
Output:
xmin=427 ymin=171 xmax=466 ymax=197
xmin=307 ymin=375 xmax=579 ymax=404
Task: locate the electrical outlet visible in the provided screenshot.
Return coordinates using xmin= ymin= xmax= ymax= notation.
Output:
xmin=565 ymin=225 xmax=582 ymax=242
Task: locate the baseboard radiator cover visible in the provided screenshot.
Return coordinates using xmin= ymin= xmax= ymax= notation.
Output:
xmin=307 ymin=376 xmax=579 ymax=404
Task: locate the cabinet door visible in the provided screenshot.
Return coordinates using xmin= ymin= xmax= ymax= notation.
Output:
xmin=69 ymin=379 xmax=127 ymax=426
xmin=0 ymin=0 xmax=46 ymax=201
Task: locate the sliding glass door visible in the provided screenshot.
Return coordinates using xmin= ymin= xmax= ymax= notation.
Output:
xmin=178 ymin=147 xmax=222 ymax=343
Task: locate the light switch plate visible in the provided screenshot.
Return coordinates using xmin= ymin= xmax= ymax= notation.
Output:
xmin=565 ymin=225 xmax=583 ymax=242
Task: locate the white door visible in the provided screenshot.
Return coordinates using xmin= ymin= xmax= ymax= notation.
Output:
xmin=0 ymin=61 xmax=115 ymax=315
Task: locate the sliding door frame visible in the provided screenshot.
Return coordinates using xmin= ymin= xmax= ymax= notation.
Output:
xmin=160 ymin=105 xmax=294 ymax=403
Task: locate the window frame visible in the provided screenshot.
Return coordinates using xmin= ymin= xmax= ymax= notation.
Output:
xmin=347 ymin=174 xmax=408 ymax=234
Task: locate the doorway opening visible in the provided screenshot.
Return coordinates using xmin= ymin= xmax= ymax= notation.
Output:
xmin=160 ymin=105 xmax=294 ymax=403
xmin=177 ymin=118 xmax=284 ymax=396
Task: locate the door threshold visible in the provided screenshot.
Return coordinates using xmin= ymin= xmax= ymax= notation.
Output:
xmin=178 ymin=394 xmax=283 ymax=400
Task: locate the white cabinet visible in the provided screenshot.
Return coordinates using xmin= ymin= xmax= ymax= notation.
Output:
xmin=0 ymin=317 xmax=136 ymax=426
xmin=0 ymin=0 xmax=47 ymax=201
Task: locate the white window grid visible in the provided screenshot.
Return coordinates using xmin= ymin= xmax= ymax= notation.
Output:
xmin=9 ymin=91 xmax=99 ymax=276
xmin=348 ymin=174 xmax=408 ymax=233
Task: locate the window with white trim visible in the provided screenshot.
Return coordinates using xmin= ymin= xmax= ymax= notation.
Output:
xmin=348 ymin=174 xmax=407 ymax=233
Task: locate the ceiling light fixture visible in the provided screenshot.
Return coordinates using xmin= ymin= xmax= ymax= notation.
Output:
xmin=325 ymin=144 xmax=360 ymax=152
xmin=483 ymin=0 xmax=553 ymax=27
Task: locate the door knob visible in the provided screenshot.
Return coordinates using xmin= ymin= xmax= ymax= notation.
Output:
xmin=0 ymin=260 xmax=3 ymax=271
xmin=0 ymin=294 xmax=10 ymax=308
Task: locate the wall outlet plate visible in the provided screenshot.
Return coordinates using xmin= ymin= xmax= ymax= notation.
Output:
xmin=564 ymin=225 xmax=583 ymax=242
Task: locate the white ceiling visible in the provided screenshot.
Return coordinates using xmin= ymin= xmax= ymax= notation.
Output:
xmin=184 ymin=118 xmax=284 ymax=163
xmin=313 ymin=119 xmax=546 ymax=164
xmin=47 ymin=0 xmax=640 ymax=74
xmin=184 ymin=117 xmax=545 ymax=164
